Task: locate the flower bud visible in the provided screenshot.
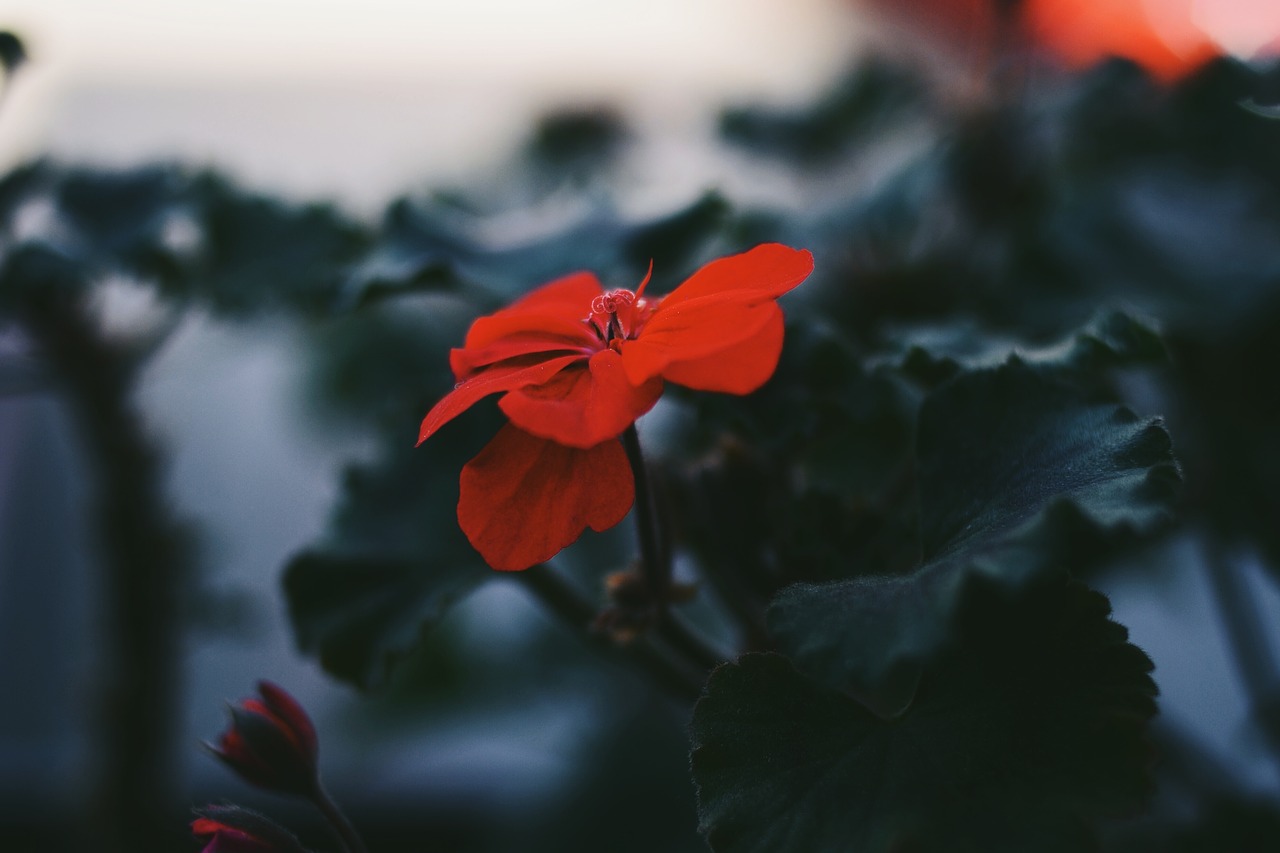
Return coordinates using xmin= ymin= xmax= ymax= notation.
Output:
xmin=207 ymin=681 xmax=319 ymax=797
xmin=191 ymin=804 xmax=309 ymax=853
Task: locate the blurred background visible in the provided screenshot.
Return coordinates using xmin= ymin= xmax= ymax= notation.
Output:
xmin=2 ymin=1 xmax=1280 ymax=851
xmin=0 ymin=0 xmax=864 ymax=212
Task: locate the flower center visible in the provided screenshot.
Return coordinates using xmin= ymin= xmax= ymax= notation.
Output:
xmin=587 ymin=287 xmax=657 ymax=348
xmin=585 ymin=263 xmax=658 ymax=350
xmin=591 ymin=288 xmax=634 ymax=319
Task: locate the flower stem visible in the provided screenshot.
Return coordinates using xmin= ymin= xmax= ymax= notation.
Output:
xmin=312 ymin=781 xmax=370 ymax=853
xmin=518 ymin=565 xmax=704 ymax=700
xmin=622 ymin=425 xmax=727 ymax=673
xmin=622 ymin=425 xmax=667 ymax=601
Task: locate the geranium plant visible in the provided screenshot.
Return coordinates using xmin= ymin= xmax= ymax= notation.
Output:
xmin=1 ymin=3 xmax=1279 ymax=851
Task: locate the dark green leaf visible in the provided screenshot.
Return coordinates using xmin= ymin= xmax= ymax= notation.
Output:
xmin=669 ymin=327 xmax=921 ymax=603
xmin=770 ymin=358 xmax=1179 ymax=713
xmin=893 ymin=310 xmax=1167 ymax=388
xmin=693 ymin=581 xmax=1158 ymax=853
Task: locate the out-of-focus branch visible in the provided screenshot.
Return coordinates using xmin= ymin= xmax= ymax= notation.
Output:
xmin=14 ymin=273 xmax=190 ymax=853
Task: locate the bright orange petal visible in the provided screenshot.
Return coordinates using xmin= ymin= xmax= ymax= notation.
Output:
xmin=659 ymin=244 xmax=814 ymax=310
xmin=660 ymin=307 xmax=785 ymax=394
xmin=500 ymin=350 xmax=663 ymax=448
xmin=417 ymin=354 xmax=582 ymax=445
xmin=458 ymin=425 xmax=634 ymax=571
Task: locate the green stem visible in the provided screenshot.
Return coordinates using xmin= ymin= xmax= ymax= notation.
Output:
xmin=621 ymin=425 xmax=667 ymax=601
xmin=622 ymin=425 xmax=727 ymax=672
xmin=312 ymin=781 xmax=370 ymax=853
xmin=518 ymin=565 xmax=703 ymax=701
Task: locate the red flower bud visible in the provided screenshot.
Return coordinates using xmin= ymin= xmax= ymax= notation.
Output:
xmin=191 ymin=805 xmax=309 ymax=853
xmin=207 ymin=682 xmax=319 ymax=797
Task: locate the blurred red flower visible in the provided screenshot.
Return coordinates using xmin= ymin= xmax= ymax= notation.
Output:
xmin=418 ymin=243 xmax=814 ymax=571
xmin=1023 ymin=0 xmax=1218 ymax=80
xmin=207 ymin=682 xmax=319 ymax=797
xmin=191 ymin=805 xmax=308 ymax=853
xmin=860 ymin=0 xmax=1278 ymax=81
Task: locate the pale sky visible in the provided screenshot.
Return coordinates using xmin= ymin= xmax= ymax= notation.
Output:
xmin=0 ymin=1 xmax=866 ymax=209
xmin=2 ymin=0 xmax=862 ymax=92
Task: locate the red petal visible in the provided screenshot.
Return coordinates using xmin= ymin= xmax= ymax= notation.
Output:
xmin=239 ymin=699 xmax=272 ymax=717
xmin=461 ymin=311 xmax=597 ymax=356
xmin=620 ymin=293 xmax=779 ymax=386
xmin=191 ymin=818 xmax=225 ymax=838
xmin=256 ymin=682 xmax=318 ymax=760
xmin=496 ymin=271 xmax=603 ymax=315
xmin=462 ymin=272 xmax=602 ymax=350
xmin=660 ymin=306 xmax=785 ymax=394
xmin=458 ymin=425 xmax=634 ymax=571
xmin=659 ymin=244 xmax=813 ymax=310
xmin=499 ymin=350 xmax=663 ymax=448
xmin=449 ymin=333 xmax=596 ymax=379
xmin=417 ymin=354 xmax=583 ymax=445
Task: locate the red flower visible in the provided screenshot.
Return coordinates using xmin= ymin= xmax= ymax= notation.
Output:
xmin=207 ymin=682 xmax=319 ymax=797
xmin=418 ymin=243 xmax=814 ymax=571
xmin=191 ymin=805 xmax=308 ymax=853
xmin=1022 ymin=0 xmax=1219 ymax=82
xmin=859 ymin=0 xmax=1226 ymax=82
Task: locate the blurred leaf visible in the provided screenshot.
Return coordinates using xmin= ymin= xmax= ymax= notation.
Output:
xmin=622 ymin=192 xmax=730 ymax=275
xmin=720 ymin=60 xmax=927 ymax=166
xmin=183 ymin=173 xmax=372 ymax=313
xmin=281 ymin=406 xmax=499 ymax=688
xmin=55 ymin=166 xmax=195 ymax=284
xmin=284 ymin=552 xmax=484 ymax=690
xmin=0 ymin=242 xmax=86 ymax=312
xmin=353 ymin=190 xmax=731 ymax=310
xmin=523 ymin=106 xmax=629 ymax=180
xmin=0 ymin=31 xmax=26 ymax=75
xmin=770 ymin=358 xmax=1179 ymax=714
xmin=893 ymin=310 xmax=1167 ymax=388
xmin=692 ymin=581 xmax=1157 ymax=853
